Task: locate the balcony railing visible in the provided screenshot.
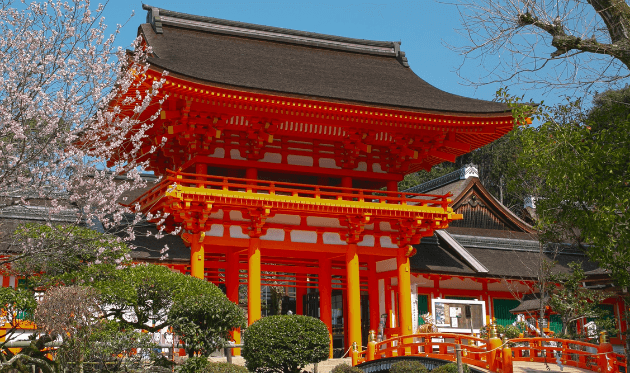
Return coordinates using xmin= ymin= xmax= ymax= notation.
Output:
xmin=134 ymin=170 xmax=452 ymax=212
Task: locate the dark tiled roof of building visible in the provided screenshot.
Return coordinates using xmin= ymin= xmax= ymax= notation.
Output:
xmin=125 ymin=226 xmax=190 ymax=262
xmin=510 ymin=293 xmax=550 ymax=313
xmin=139 ymin=5 xmax=510 ymax=114
xmin=410 ymin=233 xmax=596 ymax=279
xmin=410 ymin=236 xmax=476 ymax=275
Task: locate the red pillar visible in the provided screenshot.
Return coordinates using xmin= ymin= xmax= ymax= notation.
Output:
xmin=368 ymin=258 xmax=380 ymax=332
xmin=319 ymin=258 xmax=333 ymax=358
xmin=296 ymin=274 xmax=306 ymax=315
xmin=385 ymin=278 xmax=392 ymax=331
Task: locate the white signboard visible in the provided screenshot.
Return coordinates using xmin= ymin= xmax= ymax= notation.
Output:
xmin=432 ymin=299 xmax=486 ymax=334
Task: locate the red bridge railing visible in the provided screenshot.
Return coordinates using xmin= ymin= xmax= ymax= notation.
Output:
xmin=355 ymin=333 xmax=626 ymax=373
xmin=510 ymin=337 xmax=625 ymax=373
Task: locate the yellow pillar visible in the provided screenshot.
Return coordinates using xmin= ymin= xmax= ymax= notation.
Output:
xmin=190 ymin=233 xmax=205 ymax=279
xmin=226 ymin=250 xmax=241 ymax=355
xmin=397 ymin=246 xmax=412 ymax=336
xmin=319 ymin=258 xmax=333 ymax=358
xmin=346 ymin=243 xmax=362 ymax=352
xmin=248 ymin=237 xmax=261 ymax=325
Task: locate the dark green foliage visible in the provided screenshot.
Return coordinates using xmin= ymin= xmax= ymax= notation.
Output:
xmin=242 ymin=315 xmax=330 ymax=373
xmin=12 ymin=224 xmax=130 ymax=280
xmin=178 ymin=357 xmax=211 ymax=373
xmin=389 ymin=360 xmax=429 ymax=373
xmin=170 ymin=291 xmax=246 ymax=356
xmin=330 ymin=363 xmax=364 ymax=373
xmin=479 ymin=324 xmax=523 ymax=339
xmin=549 ymin=262 xmax=615 ymax=336
xmin=204 ymin=362 xmax=250 ymax=373
xmin=178 ymin=359 xmax=250 ymax=373
xmin=430 ymin=363 xmax=469 ymax=373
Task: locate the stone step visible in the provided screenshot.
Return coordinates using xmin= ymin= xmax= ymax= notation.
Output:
xmin=208 ymin=356 xmax=353 ymax=373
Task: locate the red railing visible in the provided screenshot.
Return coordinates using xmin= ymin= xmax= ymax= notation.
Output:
xmin=356 ymin=334 xmax=626 ymax=373
xmin=133 ymin=170 xmax=452 ymax=211
xmin=510 ymin=337 xmax=626 ymax=373
xmin=357 ymin=333 xmax=499 ymax=372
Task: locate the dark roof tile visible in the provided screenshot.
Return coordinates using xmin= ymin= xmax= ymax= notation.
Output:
xmin=139 ymin=7 xmax=510 ymax=114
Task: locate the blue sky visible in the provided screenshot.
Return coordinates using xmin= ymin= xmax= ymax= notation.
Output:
xmin=103 ymin=0 xmax=540 ymax=106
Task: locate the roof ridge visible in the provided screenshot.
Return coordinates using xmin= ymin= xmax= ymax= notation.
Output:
xmin=403 ymin=164 xmax=479 ymax=194
xmin=142 ymin=4 xmax=408 ymax=62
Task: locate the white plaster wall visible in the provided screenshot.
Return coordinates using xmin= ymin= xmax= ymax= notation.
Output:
xmin=287 ymin=155 xmax=313 ymax=167
xmin=261 ymin=152 xmax=282 ymax=163
xmin=318 ymin=158 xmax=340 ymax=169
xmin=205 ymin=224 xmax=224 ymax=237
xmin=376 ymin=258 xmax=396 ymax=272
xmin=290 ymin=230 xmax=317 ymax=243
xmin=307 ymin=216 xmax=341 ymax=228
xmin=379 ymin=222 xmax=395 ymax=232
xmin=229 ymin=226 xmax=248 ymax=239
xmin=267 ymin=214 xmax=301 ymax=225
xmin=355 ymin=162 xmax=367 ymax=171
xmin=229 ymin=210 xmax=249 ymax=222
xmin=357 ymin=235 xmax=375 ymax=247
xmin=439 ymin=277 xmax=483 ymax=290
xmin=488 ymin=279 xmax=532 ymax=293
xmin=380 ymin=236 xmax=397 ymax=248
xmin=209 ymin=147 xmax=225 ymax=158
xmin=260 ymin=228 xmax=285 ymax=241
xmin=322 ymin=232 xmax=346 ymax=245
xmin=230 ymin=148 xmax=245 ymax=160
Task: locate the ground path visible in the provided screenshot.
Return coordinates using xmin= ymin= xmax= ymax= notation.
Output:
xmin=209 ymin=356 xmax=594 ymax=373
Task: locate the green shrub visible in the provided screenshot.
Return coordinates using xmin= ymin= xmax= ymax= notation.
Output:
xmin=242 ymin=315 xmax=330 ymax=373
xmin=204 ymin=362 xmax=250 ymax=373
xmin=431 ymin=363 xmax=469 ymax=373
xmin=503 ymin=325 xmax=522 ymax=339
xmin=178 ymin=357 xmax=210 ymax=373
xmin=389 ymin=360 xmax=429 ymax=373
xmin=331 ymin=363 xmax=364 ymax=373
xmin=480 ymin=324 xmax=524 ymax=340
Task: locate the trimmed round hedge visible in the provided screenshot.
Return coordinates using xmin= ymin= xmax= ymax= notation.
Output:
xmin=243 ymin=315 xmax=330 ymax=373
xmin=431 ymin=363 xmax=469 ymax=373
xmin=389 ymin=360 xmax=429 ymax=373
xmin=178 ymin=358 xmax=249 ymax=373
xmin=331 ymin=363 xmax=364 ymax=373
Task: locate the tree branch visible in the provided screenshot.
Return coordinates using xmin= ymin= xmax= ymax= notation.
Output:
xmin=518 ymin=6 xmax=630 ymax=69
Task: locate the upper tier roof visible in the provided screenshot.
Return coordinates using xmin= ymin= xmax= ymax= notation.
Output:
xmin=140 ymin=5 xmax=510 ymax=115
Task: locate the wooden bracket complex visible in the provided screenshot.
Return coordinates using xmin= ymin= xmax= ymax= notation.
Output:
xmin=340 ymin=215 xmax=371 ymax=244
xmin=243 ymin=207 xmax=274 ymax=238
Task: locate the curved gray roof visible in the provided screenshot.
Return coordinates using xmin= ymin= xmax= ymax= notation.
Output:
xmin=140 ymin=5 xmax=510 ymax=114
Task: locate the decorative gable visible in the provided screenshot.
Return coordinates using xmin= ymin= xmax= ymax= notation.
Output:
xmin=449 ymin=178 xmax=534 ymax=233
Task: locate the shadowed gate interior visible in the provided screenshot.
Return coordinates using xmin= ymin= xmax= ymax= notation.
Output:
xmin=304 ymin=291 xmax=370 ymax=358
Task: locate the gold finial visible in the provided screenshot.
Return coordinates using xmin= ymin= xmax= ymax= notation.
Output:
xmin=489 ymin=323 xmax=498 ymax=338
xmin=368 ymin=330 xmax=376 ymax=342
xmin=600 ymin=331 xmax=608 ymax=344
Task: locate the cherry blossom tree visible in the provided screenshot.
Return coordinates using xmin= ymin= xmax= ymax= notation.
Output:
xmin=0 ymin=0 xmax=167 ymax=272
